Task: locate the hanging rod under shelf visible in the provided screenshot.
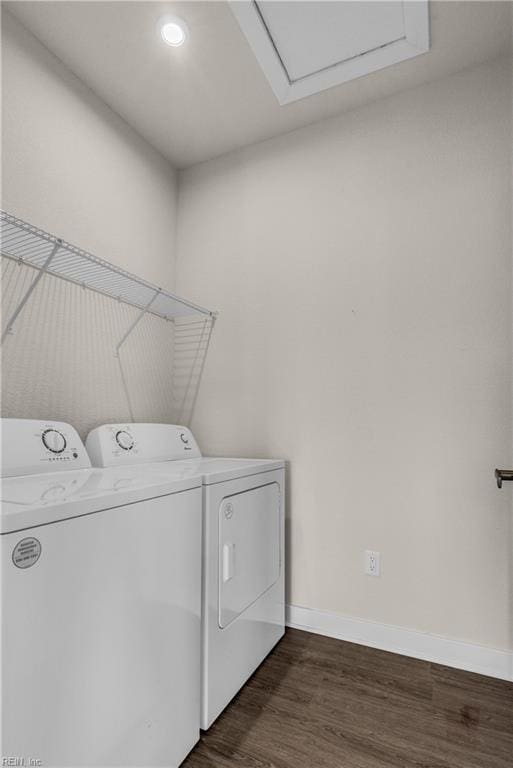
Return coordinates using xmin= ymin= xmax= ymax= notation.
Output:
xmin=0 ymin=210 xmax=216 ymax=321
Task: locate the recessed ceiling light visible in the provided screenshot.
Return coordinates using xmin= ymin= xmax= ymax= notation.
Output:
xmin=159 ymin=16 xmax=188 ymax=47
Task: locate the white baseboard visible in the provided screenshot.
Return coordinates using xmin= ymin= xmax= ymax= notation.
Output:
xmin=286 ymin=604 xmax=513 ymax=682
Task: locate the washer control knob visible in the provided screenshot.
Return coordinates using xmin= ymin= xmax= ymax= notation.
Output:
xmin=42 ymin=429 xmax=67 ymax=454
xmin=115 ymin=430 xmax=134 ymax=451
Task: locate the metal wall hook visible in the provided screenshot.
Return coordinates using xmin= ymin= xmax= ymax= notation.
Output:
xmin=494 ymin=469 xmax=513 ymax=489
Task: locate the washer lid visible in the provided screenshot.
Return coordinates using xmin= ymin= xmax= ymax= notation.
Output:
xmin=0 ymin=465 xmax=201 ymax=534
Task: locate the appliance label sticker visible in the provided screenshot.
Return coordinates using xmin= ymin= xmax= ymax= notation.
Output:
xmin=12 ymin=537 xmax=42 ymax=569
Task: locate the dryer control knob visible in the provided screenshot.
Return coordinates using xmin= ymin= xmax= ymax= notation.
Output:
xmin=42 ymin=429 xmax=66 ymax=454
xmin=115 ymin=430 xmax=134 ymax=451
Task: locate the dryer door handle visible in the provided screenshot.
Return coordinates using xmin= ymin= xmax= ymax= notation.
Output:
xmin=222 ymin=543 xmax=235 ymax=583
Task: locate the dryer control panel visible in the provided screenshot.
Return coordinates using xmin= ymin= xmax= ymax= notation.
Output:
xmin=1 ymin=418 xmax=92 ymax=478
xmin=85 ymin=423 xmax=202 ymax=467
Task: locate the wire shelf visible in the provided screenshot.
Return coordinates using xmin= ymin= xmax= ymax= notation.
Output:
xmin=0 ymin=210 xmax=217 ymax=434
xmin=0 ymin=210 xmax=215 ymax=320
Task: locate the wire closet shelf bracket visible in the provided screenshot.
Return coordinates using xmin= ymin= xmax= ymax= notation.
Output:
xmin=0 ymin=210 xmax=217 ymax=428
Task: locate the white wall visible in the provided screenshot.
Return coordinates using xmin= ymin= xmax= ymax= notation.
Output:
xmin=1 ymin=11 xmax=179 ymax=435
xmin=1 ymin=9 xmax=177 ymax=288
xmin=176 ymin=57 xmax=513 ymax=652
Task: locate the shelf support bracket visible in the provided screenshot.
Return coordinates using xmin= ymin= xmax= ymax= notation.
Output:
xmin=1 ymin=239 xmax=62 ymax=344
xmin=115 ymin=288 xmax=161 ymax=421
xmin=115 ymin=289 xmax=161 ymax=356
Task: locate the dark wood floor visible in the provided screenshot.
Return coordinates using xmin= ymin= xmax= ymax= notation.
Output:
xmin=184 ymin=628 xmax=513 ymax=768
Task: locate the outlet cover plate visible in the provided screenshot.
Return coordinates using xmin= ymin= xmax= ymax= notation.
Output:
xmin=365 ymin=550 xmax=381 ymax=577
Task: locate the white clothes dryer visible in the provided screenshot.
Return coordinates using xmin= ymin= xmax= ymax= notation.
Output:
xmin=86 ymin=423 xmax=285 ymax=730
xmin=1 ymin=418 xmax=203 ymax=766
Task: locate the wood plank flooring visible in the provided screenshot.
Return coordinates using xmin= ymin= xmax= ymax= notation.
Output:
xmin=184 ymin=628 xmax=513 ymax=768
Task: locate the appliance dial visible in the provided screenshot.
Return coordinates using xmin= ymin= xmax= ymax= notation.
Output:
xmin=115 ymin=430 xmax=134 ymax=451
xmin=42 ymin=429 xmax=66 ymax=454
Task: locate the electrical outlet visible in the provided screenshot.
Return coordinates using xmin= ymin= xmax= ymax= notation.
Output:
xmin=365 ymin=550 xmax=380 ymax=577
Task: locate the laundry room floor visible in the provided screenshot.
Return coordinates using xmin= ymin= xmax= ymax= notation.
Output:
xmin=184 ymin=628 xmax=513 ymax=768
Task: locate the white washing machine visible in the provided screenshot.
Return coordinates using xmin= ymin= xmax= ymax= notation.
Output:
xmin=1 ymin=418 xmax=203 ymax=767
xmin=86 ymin=423 xmax=285 ymax=730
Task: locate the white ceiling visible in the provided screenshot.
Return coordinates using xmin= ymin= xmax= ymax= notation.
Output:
xmin=5 ymin=1 xmax=512 ymax=169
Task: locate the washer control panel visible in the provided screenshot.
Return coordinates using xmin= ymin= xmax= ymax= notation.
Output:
xmin=1 ymin=419 xmax=92 ymax=478
xmin=85 ymin=423 xmax=202 ymax=467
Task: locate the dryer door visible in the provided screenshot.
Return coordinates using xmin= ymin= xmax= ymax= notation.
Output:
xmin=218 ymin=482 xmax=280 ymax=629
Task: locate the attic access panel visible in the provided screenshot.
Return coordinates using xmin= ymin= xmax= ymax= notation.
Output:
xmin=230 ymin=1 xmax=430 ymax=104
